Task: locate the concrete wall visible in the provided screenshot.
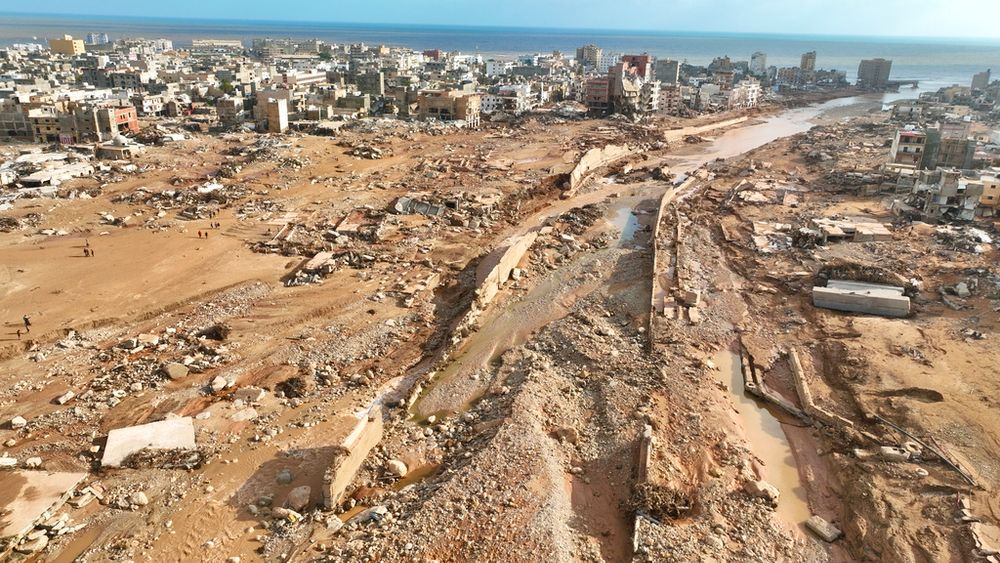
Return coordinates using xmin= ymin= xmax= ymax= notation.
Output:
xmin=567 ymin=144 xmax=633 ymax=195
xmin=812 ymin=286 xmax=910 ymax=318
xmin=322 ymin=406 xmax=384 ymax=509
xmin=474 ymin=232 xmax=537 ymax=307
xmin=663 ymin=116 xmax=748 ymax=143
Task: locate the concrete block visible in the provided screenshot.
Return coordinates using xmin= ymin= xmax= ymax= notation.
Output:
xmin=102 ymin=417 xmax=196 ymax=467
xmin=806 ymin=515 xmax=842 ymax=542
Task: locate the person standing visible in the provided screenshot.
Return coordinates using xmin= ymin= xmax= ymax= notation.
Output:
xmin=22 ymin=315 xmax=31 ymax=333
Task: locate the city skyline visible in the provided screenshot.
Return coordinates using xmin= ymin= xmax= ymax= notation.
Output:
xmin=5 ymin=0 xmax=1000 ymax=40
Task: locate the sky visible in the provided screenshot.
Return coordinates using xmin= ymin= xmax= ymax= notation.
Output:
xmin=6 ymin=0 xmax=1000 ymax=39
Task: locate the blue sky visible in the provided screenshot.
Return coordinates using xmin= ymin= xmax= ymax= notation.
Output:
xmin=7 ymin=0 xmax=1000 ymax=38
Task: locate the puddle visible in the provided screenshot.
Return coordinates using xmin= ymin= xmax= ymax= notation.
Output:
xmin=393 ymin=463 xmax=440 ymax=490
xmin=610 ymin=207 xmax=640 ymax=244
xmin=714 ymin=349 xmax=810 ymax=529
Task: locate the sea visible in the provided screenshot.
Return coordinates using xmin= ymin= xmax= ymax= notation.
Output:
xmin=3 ymin=12 xmax=1000 ymax=91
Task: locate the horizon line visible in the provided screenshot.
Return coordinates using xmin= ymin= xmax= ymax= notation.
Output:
xmin=3 ymin=10 xmax=1000 ymax=45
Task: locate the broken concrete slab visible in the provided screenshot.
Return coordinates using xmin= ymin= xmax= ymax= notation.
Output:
xmin=812 ymin=279 xmax=910 ymax=318
xmin=101 ymin=417 xmax=196 ymax=467
xmin=0 ymin=470 xmax=87 ymax=541
xmin=806 ymin=515 xmax=843 ymax=542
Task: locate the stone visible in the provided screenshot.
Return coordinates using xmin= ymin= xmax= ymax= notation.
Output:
xmin=130 ymin=491 xmax=149 ymax=506
xmin=210 ymin=376 xmax=228 ymax=392
xmin=15 ymin=534 xmax=48 ymax=554
xmin=55 ymin=391 xmax=76 ymax=405
xmin=806 ymin=515 xmax=842 ymax=542
xmin=24 ymin=457 xmax=42 ymax=469
xmin=231 ymin=407 xmax=258 ymax=422
xmin=954 ymin=282 xmax=971 ymax=298
xmin=348 ymin=505 xmax=389 ymax=525
xmin=326 ymin=515 xmax=344 ymax=533
xmin=277 ymin=469 xmax=293 ymax=484
xmin=744 ymin=480 xmax=780 ymax=506
xmin=68 ymin=492 xmax=95 ymax=508
xmin=9 ymin=416 xmax=27 ymax=429
xmin=0 ymin=457 xmax=17 ymax=468
xmin=705 ymin=535 xmax=725 ymax=549
xmin=162 ymin=362 xmax=190 ymax=380
xmin=285 ymin=486 xmax=311 ymax=511
xmin=386 ymin=459 xmax=408 ymax=478
xmin=878 ymin=446 xmax=911 ymax=463
xmin=234 ymin=387 xmax=266 ymax=403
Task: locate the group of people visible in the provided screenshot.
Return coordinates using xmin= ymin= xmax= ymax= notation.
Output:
xmin=82 ymin=239 xmax=95 ymax=258
xmin=198 ymin=222 xmax=222 ymax=239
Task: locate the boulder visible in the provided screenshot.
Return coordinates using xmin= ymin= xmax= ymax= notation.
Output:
xmin=744 ymin=480 xmax=780 ymax=506
xmin=162 ymin=362 xmax=190 ymax=380
xmin=386 ymin=459 xmax=408 ymax=478
xmin=24 ymin=457 xmax=42 ymax=468
xmin=210 ymin=376 xmax=228 ymax=392
xmin=285 ymin=485 xmax=311 ymax=511
xmin=10 ymin=416 xmax=27 ymax=429
xmin=130 ymin=491 xmax=149 ymax=506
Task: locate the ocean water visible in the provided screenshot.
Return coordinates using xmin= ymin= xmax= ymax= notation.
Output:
xmin=2 ymin=13 xmax=999 ymax=89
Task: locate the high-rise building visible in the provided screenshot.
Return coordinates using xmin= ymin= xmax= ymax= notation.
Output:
xmin=800 ymin=51 xmax=816 ymax=72
xmin=654 ymin=59 xmax=680 ymax=85
xmin=857 ymin=58 xmax=893 ymax=90
xmin=972 ymin=69 xmax=991 ymax=90
xmin=575 ymin=44 xmax=603 ymax=69
xmin=750 ymin=51 xmax=767 ymax=75
xmin=622 ymin=54 xmax=654 ymax=81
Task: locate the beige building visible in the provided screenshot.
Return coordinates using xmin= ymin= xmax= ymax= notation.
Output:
xmin=417 ymin=90 xmax=481 ymax=127
xmin=48 ymin=35 xmax=86 ymax=56
xmin=265 ymin=98 xmax=288 ymax=134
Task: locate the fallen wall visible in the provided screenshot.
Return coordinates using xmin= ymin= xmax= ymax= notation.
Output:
xmin=663 ymin=116 xmax=748 ymax=144
xmin=566 ymin=144 xmax=633 ymax=196
xmin=788 ymin=348 xmax=855 ymax=429
xmin=812 ymin=285 xmax=910 ymax=318
xmin=322 ymin=406 xmax=384 ymax=509
xmin=474 ymin=232 xmax=538 ymax=307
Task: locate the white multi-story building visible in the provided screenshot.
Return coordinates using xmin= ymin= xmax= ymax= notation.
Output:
xmin=728 ymin=78 xmax=762 ymax=109
xmin=485 ymin=59 xmax=513 ymax=77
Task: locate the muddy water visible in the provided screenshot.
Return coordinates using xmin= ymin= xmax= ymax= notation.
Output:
xmin=670 ymin=91 xmax=920 ymax=175
xmin=714 ymin=350 xmax=810 ymax=528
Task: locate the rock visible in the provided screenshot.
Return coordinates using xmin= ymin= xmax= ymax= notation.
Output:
xmin=277 ymin=469 xmax=293 ymax=484
xmin=386 ymin=459 xmax=408 ymax=478
xmin=162 ymin=362 xmax=190 ymax=380
xmin=878 ymin=446 xmax=910 ymax=462
xmin=130 ymin=491 xmax=149 ymax=506
xmin=272 ymin=507 xmax=303 ymax=522
xmin=705 ymin=535 xmax=725 ymax=549
xmin=553 ymin=427 xmax=580 ymax=445
xmin=348 ymin=505 xmax=389 ymax=525
xmin=231 ymin=407 xmax=258 ymax=422
xmin=285 ymin=486 xmax=311 ymax=511
xmin=0 ymin=457 xmax=17 ymax=468
xmin=10 ymin=416 xmax=27 ymax=429
xmin=24 ymin=457 xmax=42 ymax=469
xmin=15 ymin=534 xmax=48 ymax=554
xmin=744 ymin=480 xmax=780 ymax=506
xmin=234 ymin=386 xmax=266 ymax=403
xmin=226 ymin=558 xmax=241 ymax=563
xmin=326 ymin=515 xmax=344 ymax=532
xmin=806 ymin=515 xmax=843 ymax=542
xmin=210 ymin=376 xmax=227 ymax=392
xmin=954 ymin=282 xmax=971 ymax=298
xmin=55 ymin=391 xmax=76 ymax=405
